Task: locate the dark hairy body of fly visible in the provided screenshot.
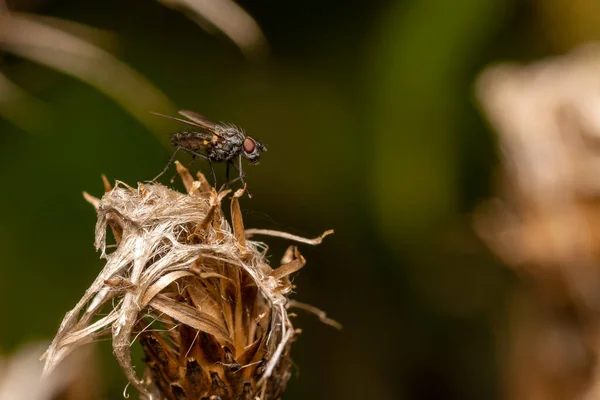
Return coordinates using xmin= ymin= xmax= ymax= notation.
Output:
xmin=170 ymin=124 xmax=245 ymax=162
xmin=152 ymin=109 xmax=266 ymax=185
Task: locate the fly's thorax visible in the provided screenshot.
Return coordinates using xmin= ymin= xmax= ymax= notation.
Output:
xmin=207 ymin=125 xmax=245 ymax=161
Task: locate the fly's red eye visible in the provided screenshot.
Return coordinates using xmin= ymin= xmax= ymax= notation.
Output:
xmin=243 ymin=138 xmax=256 ymax=154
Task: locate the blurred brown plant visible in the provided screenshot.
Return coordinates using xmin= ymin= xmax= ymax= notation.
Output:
xmin=158 ymin=0 xmax=268 ymax=59
xmin=0 ymin=343 xmax=99 ymax=400
xmin=42 ymin=162 xmax=334 ymax=399
xmin=475 ymin=43 xmax=600 ymax=400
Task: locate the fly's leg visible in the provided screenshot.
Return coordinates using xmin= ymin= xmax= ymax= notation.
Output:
xmin=221 ymin=157 xmax=246 ymax=188
xmin=179 ymin=147 xmax=210 ymax=161
xmin=219 ymin=161 xmax=236 ymax=191
xmin=221 ymin=156 xmax=251 ymax=196
xmin=171 ymin=154 xmax=197 ymax=183
xmin=208 ymin=160 xmax=217 ymax=187
xmin=188 ymin=155 xmax=197 ymax=168
xmin=228 ymin=157 xmax=246 ymax=184
xmin=176 ymin=148 xmax=216 ymax=185
xmin=152 ymin=147 xmax=180 ymax=182
xmin=238 ymin=155 xmax=245 ymax=186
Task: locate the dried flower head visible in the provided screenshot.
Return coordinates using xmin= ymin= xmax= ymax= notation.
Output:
xmin=42 ymin=162 xmax=334 ymax=399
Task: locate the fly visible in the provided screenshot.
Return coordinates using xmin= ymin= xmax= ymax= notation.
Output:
xmin=152 ymin=110 xmax=267 ymax=187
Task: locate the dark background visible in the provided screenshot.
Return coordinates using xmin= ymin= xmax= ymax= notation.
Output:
xmin=1 ymin=0 xmax=598 ymax=399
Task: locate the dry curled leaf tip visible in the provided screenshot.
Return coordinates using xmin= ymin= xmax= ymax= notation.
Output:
xmin=101 ymin=174 xmax=112 ymax=192
xmin=82 ymin=191 xmax=100 ymax=209
xmin=233 ymin=184 xmax=247 ymax=198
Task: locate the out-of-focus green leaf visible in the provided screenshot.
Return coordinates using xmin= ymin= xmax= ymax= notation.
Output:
xmin=0 ymin=71 xmax=50 ymax=133
xmin=370 ymin=0 xmax=504 ymax=242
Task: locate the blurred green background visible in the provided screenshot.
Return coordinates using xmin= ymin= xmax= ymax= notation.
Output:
xmin=1 ymin=0 xmax=598 ymax=399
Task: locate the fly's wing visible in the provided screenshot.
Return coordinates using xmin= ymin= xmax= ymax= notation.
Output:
xmin=178 ymin=110 xmax=217 ymax=131
xmin=178 ymin=110 xmax=224 ymax=139
xmin=151 ymin=110 xmax=223 ymax=139
xmin=151 ymin=112 xmax=206 ymax=128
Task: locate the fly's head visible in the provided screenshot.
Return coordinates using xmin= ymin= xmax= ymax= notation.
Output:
xmin=242 ymin=136 xmax=267 ymax=164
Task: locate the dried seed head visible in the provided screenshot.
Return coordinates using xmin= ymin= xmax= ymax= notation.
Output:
xmin=42 ymin=162 xmax=333 ymax=399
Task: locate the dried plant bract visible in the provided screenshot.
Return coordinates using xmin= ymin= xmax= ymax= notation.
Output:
xmin=42 ymin=162 xmax=334 ymax=399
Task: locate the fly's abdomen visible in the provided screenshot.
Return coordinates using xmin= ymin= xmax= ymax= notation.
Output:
xmin=171 ymin=132 xmax=210 ymax=151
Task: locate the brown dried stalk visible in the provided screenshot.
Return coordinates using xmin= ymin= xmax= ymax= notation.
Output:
xmin=42 ymin=161 xmax=333 ymax=399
